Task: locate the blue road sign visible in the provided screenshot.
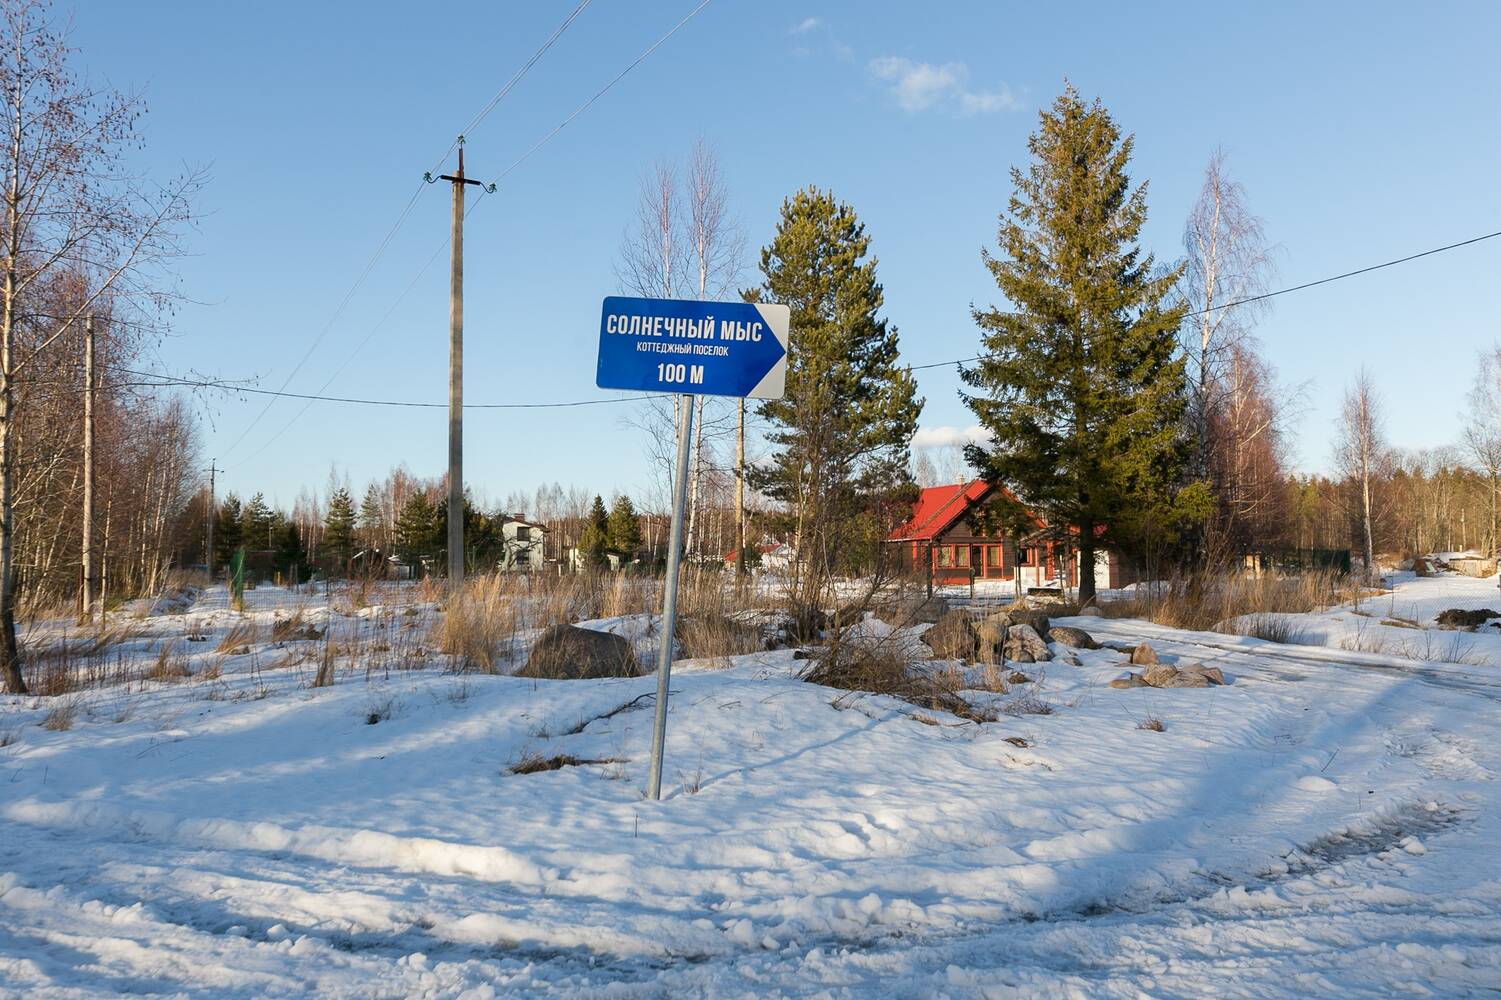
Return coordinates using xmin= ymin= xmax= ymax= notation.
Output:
xmin=596 ymin=296 xmax=789 ymax=400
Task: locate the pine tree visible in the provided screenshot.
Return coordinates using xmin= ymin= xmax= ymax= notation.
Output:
xmin=240 ymin=492 xmax=275 ymax=549
xmin=274 ymin=521 xmax=307 ymax=582
xmin=358 ymin=484 xmax=386 ymax=550
xmin=748 ymin=187 xmax=922 ymax=598
xmin=322 ymin=488 xmax=356 ymax=572
xmin=214 ymin=493 xmax=244 ymax=570
xmin=606 ymin=495 xmax=643 ymax=560
xmin=578 ymin=495 xmax=610 ymax=567
xmin=961 ymin=86 xmax=1201 ymax=603
xmin=395 ymin=491 xmax=439 ymax=569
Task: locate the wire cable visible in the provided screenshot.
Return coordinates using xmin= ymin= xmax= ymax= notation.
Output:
xmin=224 ymin=1 xmax=600 ymax=459
xmin=485 ymin=0 xmax=716 ymax=189
xmin=111 ymin=364 xmax=646 ymax=410
xmin=905 ymin=228 xmax=1501 ymax=372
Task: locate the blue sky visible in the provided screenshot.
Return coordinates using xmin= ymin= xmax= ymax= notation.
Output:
xmin=76 ymin=1 xmax=1501 ymax=510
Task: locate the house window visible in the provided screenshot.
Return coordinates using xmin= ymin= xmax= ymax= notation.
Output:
xmin=936 ymin=545 xmax=952 ymax=568
xmin=515 ymin=526 xmax=531 ymax=542
xmin=987 ymin=545 xmax=1002 ymax=569
xmin=1019 ymin=546 xmax=1032 ymax=566
xmin=955 ymin=545 xmax=969 ymax=567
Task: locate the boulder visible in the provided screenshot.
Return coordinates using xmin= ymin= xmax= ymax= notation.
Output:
xmin=919 ymin=609 xmax=979 ymax=660
xmin=1178 ymin=663 xmax=1226 ymax=686
xmin=906 ymin=596 xmax=950 ymax=625
xmin=1047 ymin=625 xmax=1099 ymax=650
xmin=1141 ymin=663 xmax=1179 ymax=688
xmin=1129 ymin=642 xmax=1159 ymax=666
xmin=1010 ymin=609 xmax=1051 ymax=636
xmin=1004 ymin=624 xmax=1053 ymax=662
xmin=973 ymin=618 xmax=1010 ymax=661
xmin=1161 ymin=670 xmax=1211 ymax=688
xmin=1109 ymin=673 xmax=1148 ymax=689
xmin=1007 ymin=670 xmax=1031 ymax=685
xmin=519 ymin=625 xmax=640 ymax=680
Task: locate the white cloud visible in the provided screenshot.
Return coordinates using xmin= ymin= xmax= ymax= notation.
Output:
xmin=868 ymin=56 xmax=1019 ymax=115
xmin=790 ymin=16 xmax=821 ymax=35
xmin=911 ymin=425 xmax=993 ymax=450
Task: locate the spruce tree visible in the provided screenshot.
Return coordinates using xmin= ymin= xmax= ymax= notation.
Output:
xmin=961 ymin=86 xmax=1200 ymax=603
xmin=214 ymin=494 xmax=244 ymax=570
xmin=358 ymin=484 xmax=386 ymax=549
xmin=240 ymin=492 xmax=274 ymax=549
xmin=274 ymin=521 xmax=307 ymax=582
xmin=395 ymin=491 xmax=438 ymax=569
xmin=579 ymin=495 xmax=610 ymax=567
xmin=606 ymin=495 xmax=643 ymax=560
xmin=322 ymin=488 xmax=356 ymax=572
xmin=748 ymin=187 xmax=921 ymax=598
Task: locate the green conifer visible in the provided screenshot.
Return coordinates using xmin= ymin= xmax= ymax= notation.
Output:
xmin=961 ymin=86 xmax=1202 ymax=602
xmin=606 ymin=495 xmax=643 ymax=560
xmin=748 ymin=187 xmax=922 ymax=593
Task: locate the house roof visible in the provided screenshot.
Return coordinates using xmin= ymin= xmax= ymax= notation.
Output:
xmin=886 ymin=481 xmax=994 ymax=542
xmin=723 ymin=542 xmax=785 ymax=562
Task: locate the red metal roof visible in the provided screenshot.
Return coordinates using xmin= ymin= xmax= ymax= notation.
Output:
xmin=886 ymin=480 xmax=994 ymax=542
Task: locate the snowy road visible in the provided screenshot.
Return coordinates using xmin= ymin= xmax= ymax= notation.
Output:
xmin=2 ymin=580 xmax=1499 ymax=996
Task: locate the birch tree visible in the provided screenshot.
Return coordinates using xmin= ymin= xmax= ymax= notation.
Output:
xmin=1462 ymin=345 xmax=1501 ymax=555
xmin=681 ymin=139 xmax=743 ymax=562
xmin=1335 ymin=369 xmax=1387 ymax=580
xmin=0 ymin=0 xmax=200 ymax=693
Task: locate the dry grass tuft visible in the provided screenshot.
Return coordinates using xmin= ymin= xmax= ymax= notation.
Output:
xmin=508 ymin=751 xmax=620 ymax=775
xmin=41 ymin=699 xmax=78 ymax=731
xmin=271 ymin=611 xmax=323 ymax=643
xmin=216 ymin=622 xmax=259 ymax=655
xmin=1222 ymin=613 xmax=1310 ymax=645
xmin=144 ymin=640 xmax=192 ymax=683
xmin=1103 ymin=570 xmax=1347 ymax=632
xmin=1138 ymin=717 xmax=1165 ymax=732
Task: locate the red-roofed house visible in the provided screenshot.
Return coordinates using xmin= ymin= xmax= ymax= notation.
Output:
xmin=887 ymin=480 xmax=1138 ymax=592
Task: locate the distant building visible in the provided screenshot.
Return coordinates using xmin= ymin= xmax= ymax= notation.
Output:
xmin=886 ymin=480 xmax=1138 ymax=593
xmin=723 ymin=542 xmax=794 ymax=574
xmin=499 ymin=517 xmax=547 ymax=572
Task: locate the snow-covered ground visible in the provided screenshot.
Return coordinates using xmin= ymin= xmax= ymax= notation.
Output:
xmin=2 ymin=576 xmax=1499 ymax=997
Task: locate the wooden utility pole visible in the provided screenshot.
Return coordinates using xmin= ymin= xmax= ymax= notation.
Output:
xmin=79 ymin=315 xmax=96 ymax=625
xmin=436 ymin=140 xmax=486 ymax=585
xmin=204 ymin=460 xmax=219 ymax=577
xmin=735 ymin=399 xmax=746 ymax=575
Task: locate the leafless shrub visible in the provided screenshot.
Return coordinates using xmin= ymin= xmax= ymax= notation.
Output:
xmin=0 ymin=727 xmax=18 ymax=747
xmin=1001 ymin=690 xmax=1055 ymax=716
xmin=1138 ymin=717 xmax=1165 ymax=732
xmin=803 ymin=635 xmax=995 ymax=724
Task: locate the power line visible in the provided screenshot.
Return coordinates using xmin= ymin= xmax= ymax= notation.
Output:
xmin=228 ymin=1 xmax=711 ymax=459
xmin=440 ymin=0 xmax=595 ymax=173
xmin=484 ymin=0 xmax=716 ymax=190
xmin=905 ymin=227 xmax=1501 ymax=372
xmin=225 ymin=1 xmax=599 ymax=460
xmin=110 ymin=364 xmax=646 ymax=410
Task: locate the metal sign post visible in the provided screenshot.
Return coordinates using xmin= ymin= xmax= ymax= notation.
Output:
xmin=646 ymin=392 xmax=694 ymax=801
xmin=596 ymin=296 xmax=789 ymax=800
